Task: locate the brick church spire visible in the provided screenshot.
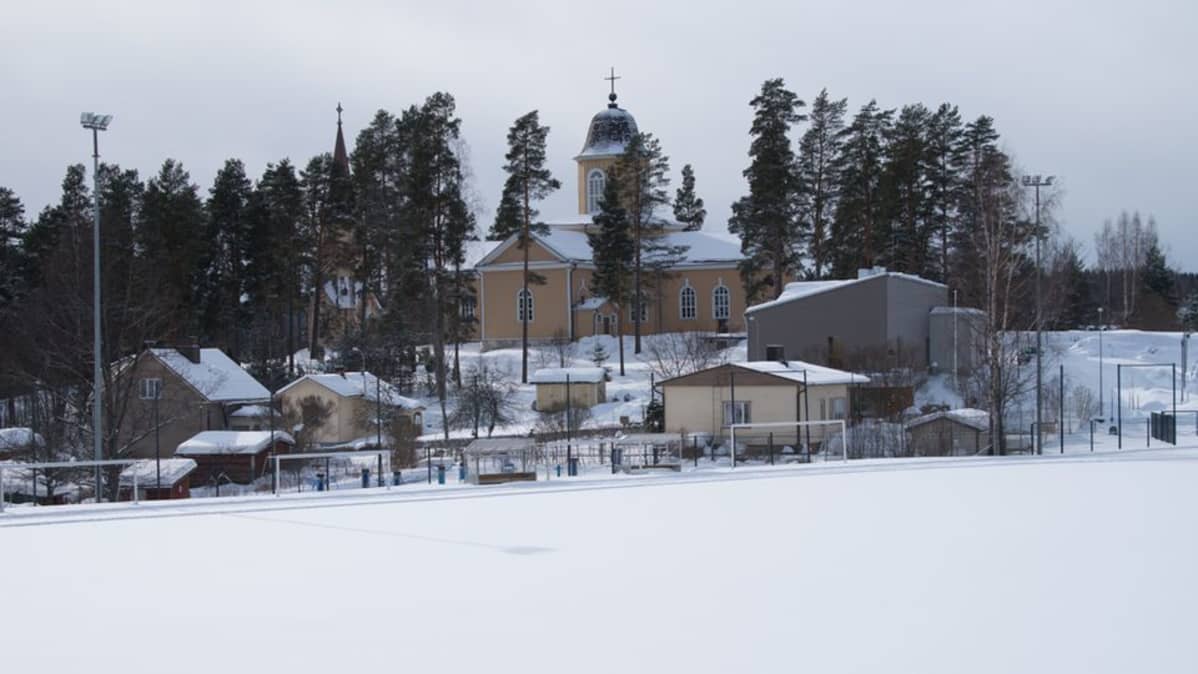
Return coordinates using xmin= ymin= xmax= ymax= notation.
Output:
xmin=333 ymin=102 xmax=349 ymax=172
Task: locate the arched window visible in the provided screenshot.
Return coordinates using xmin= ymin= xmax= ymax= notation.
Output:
xmin=517 ymin=288 xmax=534 ymax=323
xmin=586 ymin=169 xmax=606 ymax=214
xmin=712 ymin=284 xmax=730 ymax=320
xmin=680 ymin=284 xmax=697 ymax=320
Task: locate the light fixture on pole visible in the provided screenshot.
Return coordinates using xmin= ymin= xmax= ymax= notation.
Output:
xmin=1022 ymin=174 xmax=1054 ymax=455
xmin=81 ymin=112 xmax=112 ymax=498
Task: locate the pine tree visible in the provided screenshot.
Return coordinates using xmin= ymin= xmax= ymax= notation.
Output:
xmin=952 ymin=116 xmax=1004 ymax=299
xmin=300 ymin=152 xmax=354 ymax=359
xmin=350 ymin=109 xmax=405 ymax=337
xmin=879 ymin=104 xmax=932 ymax=274
xmin=924 ymin=103 xmax=965 ymax=282
xmin=797 ymin=89 xmax=847 ymax=279
xmin=0 ymin=187 xmax=28 ymax=308
xmin=588 ymin=176 xmax=633 ymax=376
xmin=406 ymin=92 xmax=474 ymax=438
xmin=244 ymin=160 xmax=304 ymax=374
xmin=728 ymin=78 xmax=806 ymax=302
xmin=672 ymin=164 xmax=706 ymax=231
xmin=488 ymin=174 xmax=524 ymax=241
xmin=138 ymin=160 xmax=206 ymax=336
xmin=205 ymin=159 xmax=253 ymax=356
xmin=1057 ymin=242 xmax=1093 ymax=329
xmin=613 ymin=132 xmax=673 ymax=353
xmin=1141 ymin=240 xmax=1175 ymax=303
xmin=500 ymin=110 xmax=560 ymax=383
xmin=830 ymin=100 xmax=892 ymax=276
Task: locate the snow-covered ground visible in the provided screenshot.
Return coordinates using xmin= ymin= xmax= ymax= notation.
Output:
xmin=2 ymin=448 xmax=1196 ymax=673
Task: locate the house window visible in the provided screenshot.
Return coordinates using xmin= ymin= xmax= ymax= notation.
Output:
xmin=830 ymin=397 xmax=847 ymax=420
xmin=680 ymin=284 xmax=696 ymax=320
xmin=586 ymin=169 xmax=606 ymax=214
xmin=517 ymin=288 xmax=534 ymax=323
xmin=722 ymin=401 xmax=751 ymax=426
xmin=712 ymin=284 xmax=730 ymax=320
xmin=140 ymin=378 xmax=162 ymax=400
xmin=819 ymin=399 xmax=827 ymax=420
xmin=460 ymin=296 xmax=476 ymax=321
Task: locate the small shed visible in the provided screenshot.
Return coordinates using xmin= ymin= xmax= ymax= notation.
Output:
xmin=118 ymin=458 xmax=198 ymax=501
xmin=906 ymin=408 xmax=990 ymax=456
xmin=176 ymin=431 xmax=295 ymax=485
xmin=530 ymin=367 xmax=607 ymax=412
xmin=227 ymin=404 xmax=279 ymax=432
xmin=463 ymin=437 xmax=538 ymax=485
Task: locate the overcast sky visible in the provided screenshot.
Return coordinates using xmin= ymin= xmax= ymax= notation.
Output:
xmin=3 ymin=0 xmax=1194 ymax=269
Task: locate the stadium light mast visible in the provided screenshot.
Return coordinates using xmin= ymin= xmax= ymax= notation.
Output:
xmin=81 ymin=112 xmax=112 ymax=497
xmin=1023 ymin=174 xmax=1053 ymax=455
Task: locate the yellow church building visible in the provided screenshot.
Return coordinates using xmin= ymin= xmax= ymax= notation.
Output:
xmin=471 ymin=87 xmax=748 ymax=350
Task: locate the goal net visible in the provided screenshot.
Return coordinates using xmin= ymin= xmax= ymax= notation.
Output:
xmin=272 ymin=450 xmax=392 ymax=494
xmin=728 ymin=420 xmax=849 ymax=466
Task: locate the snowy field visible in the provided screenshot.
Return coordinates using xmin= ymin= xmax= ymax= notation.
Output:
xmin=3 ymin=449 xmax=1197 ymax=673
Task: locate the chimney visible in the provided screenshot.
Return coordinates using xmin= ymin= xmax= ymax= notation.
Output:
xmin=178 ymin=339 xmax=201 ymax=364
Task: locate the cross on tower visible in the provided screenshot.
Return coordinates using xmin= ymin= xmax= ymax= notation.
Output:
xmin=336 ymin=102 xmax=343 ymax=125
xmin=604 ymin=67 xmax=621 ymax=107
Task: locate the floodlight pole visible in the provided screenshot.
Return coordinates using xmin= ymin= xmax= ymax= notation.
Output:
xmin=82 ymin=112 xmax=112 ymax=498
xmin=565 ymin=373 xmax=572 ymax=474
xmin=1023 ymin=175 xmax=1053 ymax=455
xmin=1098 ymin=307 xmax=1105 ymax=416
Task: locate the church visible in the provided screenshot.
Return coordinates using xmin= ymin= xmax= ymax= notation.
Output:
xmin=314 ymin=81 xmax=749 ymax=352
xmin=469 ymin=85 xmax=748 ymax=350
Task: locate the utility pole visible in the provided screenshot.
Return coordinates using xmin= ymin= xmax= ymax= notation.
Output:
xmin=1023 ymin=174 xmax=1054 ymax=455
xmin=81 ymin=112 xmax=112 ymax=498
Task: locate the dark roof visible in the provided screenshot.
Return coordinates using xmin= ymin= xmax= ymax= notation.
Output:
xmin=577 ymin=98 xmax=638 ymax=159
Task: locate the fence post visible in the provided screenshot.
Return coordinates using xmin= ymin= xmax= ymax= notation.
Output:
xmin=133 ymin=472 xmax=139 ymax=505
xmin=1 ymin=466 xmax=6 ymax=512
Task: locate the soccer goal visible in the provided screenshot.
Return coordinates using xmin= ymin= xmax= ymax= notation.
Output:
xmin=272 ymin=450 xmax=392 ymax=495
xmin=728 ymin=420 xmax=849 ymax=467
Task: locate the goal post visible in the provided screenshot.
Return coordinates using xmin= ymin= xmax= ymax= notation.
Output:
xmin=272 ymin=449 xmax=392 ymax=495
xmin=729 ymin=420 xmax=849 ymax=467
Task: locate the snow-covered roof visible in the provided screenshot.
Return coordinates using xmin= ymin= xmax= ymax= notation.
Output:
xmin=462 ymin=239 xmax=495 ymax=269
xmin=230 ymin=404 xmax=276 ymax=418
xmin=277 ymin=372 xmax=424 ymax=410
xmin=734 ymin=361 xmax=870 ymax=386
xmin=176 ymin=431 xmax=295 ymax=456
xmin=0 ymin=427 xmax=44 ymax=451
xmin=119 ymin=458 xmax=197 ymax=486
xmin=930 ymin=306 xmax=987 ymax=316
xmin=574 ymin=296 xmax=607 ymax=311
xmin=745 ymin=272 xmax=946 ymax=315
xmin=150 ymin=348 xmax=271 ymax=402
xmin=530 ymin=367 xmax=607 ymax=384
xmin=576 ymin=104 xmax=638 ymax=159
xmin=475 ymin=227 xmax=742 ymax=269
xmin=907 ymin=408 xmax=990 ymax=432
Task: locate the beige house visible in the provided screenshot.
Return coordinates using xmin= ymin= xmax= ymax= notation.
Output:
xmin=115 ymin=346 xmax=271 ymax=460
xmin=661 ymin=361 xmax=869 ymax=451
xmin=469 ymin=86 xmax=747 ymax=350
xmin=530 ymin=367 xmax=607 ymax=412
xmin=276 ymin=372 xmax=424 ymax=448
xmin=906 ymin=409 xmax=991 ymax=456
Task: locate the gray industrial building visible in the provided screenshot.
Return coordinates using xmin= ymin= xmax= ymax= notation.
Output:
xmin=744 ymin=268 xmax=978 ymax=374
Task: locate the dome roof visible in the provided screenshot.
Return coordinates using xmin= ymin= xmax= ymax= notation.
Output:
xmin=577 ymin=94 xmax=638 ymax=159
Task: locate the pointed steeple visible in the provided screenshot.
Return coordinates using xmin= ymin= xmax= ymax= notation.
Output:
xmin=333 ymin=102 xmax=349 ymax=172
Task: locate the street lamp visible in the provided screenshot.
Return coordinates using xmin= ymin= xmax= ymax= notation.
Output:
xmin=1022 ymin=174 xmax=1054 ymax=455
xmin=81 ymin=112 xmax=112 ymax=497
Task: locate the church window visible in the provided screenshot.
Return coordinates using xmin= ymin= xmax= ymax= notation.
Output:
xmin=680 ymin=284 xmax=697 ymax=320
xmin=517 ymin=288 xmax=534 ymax=323
xmin=460 ymin=296 xmax=476 ymax=321
xmin=628 ymin=293 xmax=648 ymax=323
xmin=712 ymin=284 xmax=730 ymax=320
xmin=586 ymin=169 xmax=606 ymax=214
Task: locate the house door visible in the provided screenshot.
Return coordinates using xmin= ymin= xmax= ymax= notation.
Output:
xmin=602 ymin=314 xmax=615 ymax=336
